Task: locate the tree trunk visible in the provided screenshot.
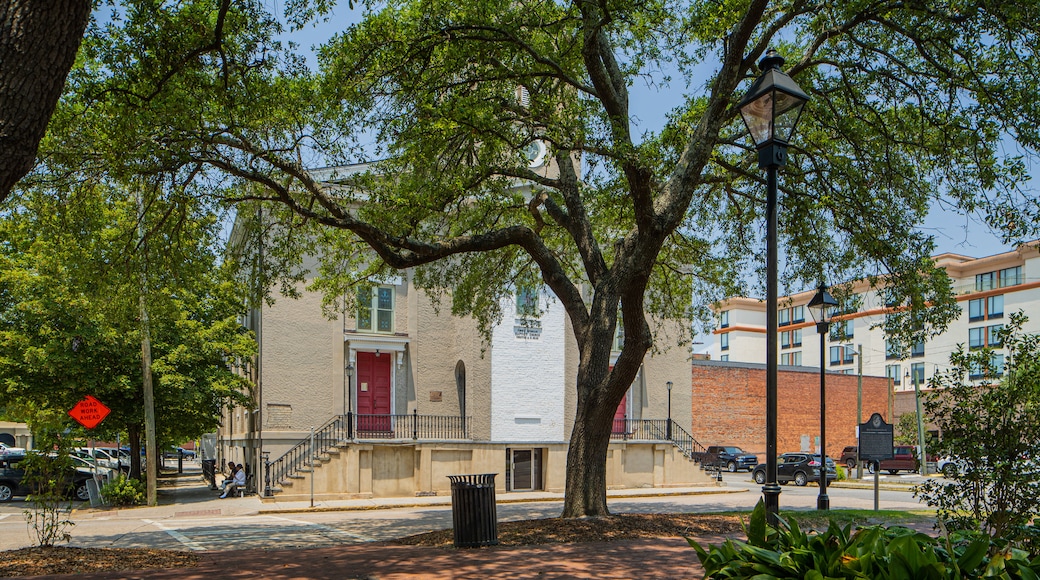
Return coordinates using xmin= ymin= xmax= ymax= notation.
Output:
xmin=561 ymin=402 xmax=614 ymax=517
xmin=0 ymin=0 xmax=90 ymax=200
xmin=562 ymin=355 xmax=647 ymax=518
xmin=127 ymin=424 xmax=143 ymax=480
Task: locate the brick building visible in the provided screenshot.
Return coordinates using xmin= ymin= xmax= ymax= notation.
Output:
xmin=690 ymin=360 xmax=892 ymax=460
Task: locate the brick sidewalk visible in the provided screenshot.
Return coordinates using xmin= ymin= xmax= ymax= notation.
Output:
xmin=13 ymin=536 xmax=732 ymax=579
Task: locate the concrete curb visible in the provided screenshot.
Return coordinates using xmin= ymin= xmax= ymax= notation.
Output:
xmin=256 ymin=487 xmax=748 ymax=515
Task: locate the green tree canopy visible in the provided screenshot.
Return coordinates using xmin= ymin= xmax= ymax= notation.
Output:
xmin=34 ymin=0 xmax=1040 ymax=516
xmin=0 ymin=180 xmax=255 ymax=464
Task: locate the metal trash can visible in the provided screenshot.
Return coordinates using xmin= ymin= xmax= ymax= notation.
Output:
xmin=201 ymin=459 xmax=217 ymax=490
xmin=447 ymin=474 xmax=498 ymax=548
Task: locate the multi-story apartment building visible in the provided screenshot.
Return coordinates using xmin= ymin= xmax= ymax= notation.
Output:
xmin=710 ymin=241 xmax=1040 ymax=395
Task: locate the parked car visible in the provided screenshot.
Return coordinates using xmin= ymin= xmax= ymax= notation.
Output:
xmin=840 ymin=445 xmax=920 ymax=474
xmin=751 ymin=453 xmax=837 ymax=486
xmin=0 ymin=453 xmax=94 ymax=502
xmin=0 ymin=442 xmax=26 ymax=456
xmin=839 ymin=446 xmax=860 ymax=470
xmin=97 ymin=447 xmax=133 ymax=471
xmin=936 ymin=455 xmax=973 ymax=476
xmin=699 ymin=445 xmax=759 ymax=472
xmin=73 ymin=448 xmax=124 ymax=472
xmin=67 ymin=454 xmax=119 ymax=482
xmin=163 ymin=446 xmax=197 ymax=459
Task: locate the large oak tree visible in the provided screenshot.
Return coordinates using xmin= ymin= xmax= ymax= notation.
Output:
xmin=38 ymin=0 xmax=1040 ymax=517
xmin=0 ymin=0 xmax=90 ymax=201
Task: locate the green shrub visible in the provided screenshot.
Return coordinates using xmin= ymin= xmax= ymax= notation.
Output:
xmin=836 ymin=465 xmax=846 ymax=481
xmin=100 ymin=475 xmax=145 ymax=506
xmin=690 ymin=500 xmax=1040 ymax=579
xmin=21 ymin=433 xmax=75 ymax=547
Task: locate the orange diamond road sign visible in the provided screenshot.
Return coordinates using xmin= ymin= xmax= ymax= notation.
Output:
xmin=68 ymin=395 xmax=111 ymax=429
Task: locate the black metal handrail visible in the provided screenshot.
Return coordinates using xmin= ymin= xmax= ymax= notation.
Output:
xmin=263 ymin=415 xmax=347 ymax=497
xmin=354 ymin=411 xmax=469 ymax=440
xmin=608 ymin=419 xmax=706 ymax=461
xmin=263 ymin=412 xmax=471 ymax=496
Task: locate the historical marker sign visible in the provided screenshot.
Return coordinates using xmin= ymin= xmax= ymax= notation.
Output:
xmin=858 ymin=412 xmax=894 ymax=462
xmin=68 ymin=395 xmax=111 ymax=429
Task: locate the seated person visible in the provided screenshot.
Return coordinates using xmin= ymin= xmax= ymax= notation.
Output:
xmin=220 ymin=463 xmax=247 ymax=498
xmin=218 ymin=462 xmax=238 ymax=494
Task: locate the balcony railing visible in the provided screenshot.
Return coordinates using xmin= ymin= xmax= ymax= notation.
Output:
xmin=353 ymin=411 xmax=469 ymax=440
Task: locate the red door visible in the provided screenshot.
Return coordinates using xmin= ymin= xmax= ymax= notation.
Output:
xmin=356 ymin=351 xmax=392 ymax=433
xmin=610 ymin=365 xmax=628 ymax=433
xmin=612 ymin=392 xmax=628 ymax=433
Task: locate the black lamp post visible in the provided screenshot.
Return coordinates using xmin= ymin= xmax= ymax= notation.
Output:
xmin=345 ymin=362 xmax=354 ymax=439
xmin=808 ymin=284 xmax=838 ymax=510
xmin=737 ymin=49 xmax=810 ymax=523
xmin=666 ymin=381 xmax=673 ymax=439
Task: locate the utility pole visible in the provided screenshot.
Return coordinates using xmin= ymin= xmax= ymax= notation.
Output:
xmin=909 ymin=370 xmax=928 ymax=476
xmin=856 ymin=344 xmax=863 ymax=479
xmin=137 ymin=192 xmax=157 ymax=506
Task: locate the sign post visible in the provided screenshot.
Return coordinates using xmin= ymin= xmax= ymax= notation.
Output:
xmin=68 ymin=395 xmax=111 ymax=507
xmin=68 ymin=395 xmax=111 ymax=430
xmin=858 ymin=413 xmax=894 ymax=511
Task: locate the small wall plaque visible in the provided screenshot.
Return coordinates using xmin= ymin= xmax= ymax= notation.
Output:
xmin=429 ymin=391 xmax=442 ymax=402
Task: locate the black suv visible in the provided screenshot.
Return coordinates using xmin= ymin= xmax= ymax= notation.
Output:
xmin=0 ymin=454 xmax=93 ymax=502
xmin=703 ymin=446 xmax=759 ymax=472
xmin=751 ymin=453 xmax=837 ymax=486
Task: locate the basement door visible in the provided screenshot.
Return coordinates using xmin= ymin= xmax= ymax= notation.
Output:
xmin=356 ymin=351 xmax=392 ymax=433
xmin=507 ymin=448 xmax=543 ymax=491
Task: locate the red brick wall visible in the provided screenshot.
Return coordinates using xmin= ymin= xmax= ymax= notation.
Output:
xmin=690 ymin=361 xmax=892 ymax=461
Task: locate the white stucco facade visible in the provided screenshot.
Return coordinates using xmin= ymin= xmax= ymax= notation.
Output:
xmin=489 ymin=290 xmax=568 ymax=442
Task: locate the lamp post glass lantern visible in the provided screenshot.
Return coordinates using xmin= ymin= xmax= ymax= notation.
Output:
xmin=808 ymin=284 xmax=838 ymax=511
xmin=738 ymin=49 xmax=810 ymax=523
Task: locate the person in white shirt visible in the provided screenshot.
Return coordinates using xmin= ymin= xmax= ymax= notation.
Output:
xmin=219 ymin=463 xmax=246 ymax=498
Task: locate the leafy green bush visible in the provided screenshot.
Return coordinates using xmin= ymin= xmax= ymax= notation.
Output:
xmin=835 ymin=465 xmax=846 ymax=481
xmin=21 ymin=432 xmax=75 ymax=547
xmin=100 ymin=475 xmax=146 ymax=506
xmin=691 ymin=500 xmax=1040 ymax=579
xmin=916 ymin=314 xmax=1040 ymax=541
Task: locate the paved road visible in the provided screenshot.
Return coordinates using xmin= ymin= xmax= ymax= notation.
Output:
xmin=0 ymin=470 xmax=932 ymax=553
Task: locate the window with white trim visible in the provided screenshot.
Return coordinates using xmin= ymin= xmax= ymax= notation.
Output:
xmin=357 ymin=285 xmax=395 ymax=333
xmin=516 ymin=287 xmax=540 ymax=317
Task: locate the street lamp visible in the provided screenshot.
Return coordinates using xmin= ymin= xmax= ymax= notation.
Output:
xmin=807 ymin=284 xmax=838 ymax=510
xmin=737 ymin=49 xmax=810 ymax=524
xmin=666 ymin=381 xmax=673 ymax=439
